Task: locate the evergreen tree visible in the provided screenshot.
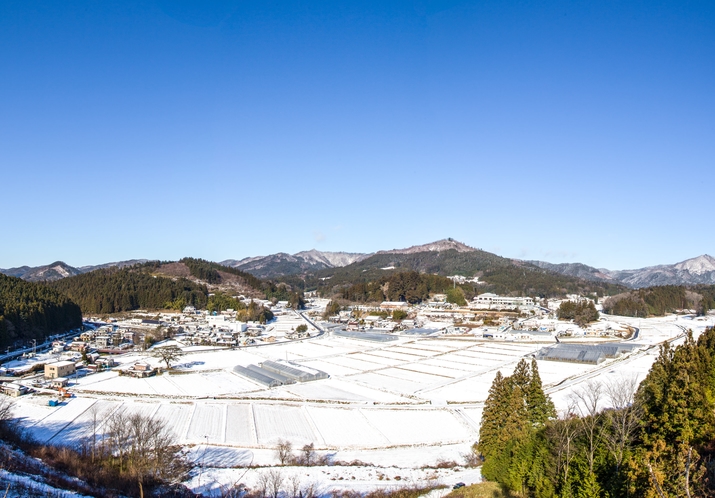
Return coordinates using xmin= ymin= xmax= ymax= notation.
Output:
xmin=576 ymin=470 xmax=601 ymax=498
xmin=631 ymin=329 xmax=715 ymax=496
xmin=527 ymin=358 xmax=556 ymax=426
xmin=479 ymin=360 xmax=557 ymax=495
xmin=478 ymin=371 xmax=508 ymax=460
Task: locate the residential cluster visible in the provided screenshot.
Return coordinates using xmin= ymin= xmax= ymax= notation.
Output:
xmin=327 ymin=292 xmax=631 ymax=343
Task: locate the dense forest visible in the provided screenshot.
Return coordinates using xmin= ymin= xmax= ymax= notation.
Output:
xmin=340 ymin=271 xmax=456 ymax=304
xmin=477 ymin=327 xmax=715 ymax=497
xmin=50 ymin=268 xmax=209 ymax=314
xmin=603 ymin=284 xmax=715 ymax=317
xmin=0 ymin=274 xmax=82 ymax=347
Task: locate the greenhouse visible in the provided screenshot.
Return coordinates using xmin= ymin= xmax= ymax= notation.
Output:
xmin=536 ymin=343 xmax=643 ymax=365
xmin=232 ymin=365 xmax=284 ymax=387
xmin=333 ymin=329 xmax=398 ymax=342
xmin=246 ymin=364 xmax=295 ymax=385
xmin=261 ymin=360 xmax=329 ymax=383
xmin=402 ymin=328 xmax=439 ymax=336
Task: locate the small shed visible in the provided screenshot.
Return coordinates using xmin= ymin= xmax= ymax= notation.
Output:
xmin=49 ymin=377 xmax=69 ymax=389
xmin=1 ymin=383 xmax=28 ymax=397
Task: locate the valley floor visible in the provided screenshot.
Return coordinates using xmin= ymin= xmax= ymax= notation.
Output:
xmin=8 ymin=314 xmax=713 ymax=495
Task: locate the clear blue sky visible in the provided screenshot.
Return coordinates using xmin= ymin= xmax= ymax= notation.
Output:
xmin=1 ymin=1 xmax=713 ymax=270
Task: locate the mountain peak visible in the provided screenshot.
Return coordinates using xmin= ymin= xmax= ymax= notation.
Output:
xmin=673 ymin=254 xmax=715 ymax=275
xmin=378 ymin=238 xmax=476 ymax=255
xmin=293 ymin=250 xmax=368 ymax=267
xmin=0 ymin=261 xmax=82 ymax=282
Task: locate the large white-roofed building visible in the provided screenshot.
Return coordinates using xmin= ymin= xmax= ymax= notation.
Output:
xmin=469 ymin=293 xmax=534 ymax=311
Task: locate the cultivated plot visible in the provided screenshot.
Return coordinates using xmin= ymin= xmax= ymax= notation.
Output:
xmin=253 ymin=404 xmax=316 ymax=446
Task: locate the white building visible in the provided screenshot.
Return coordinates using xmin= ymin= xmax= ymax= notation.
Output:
xmin=206 ymin=315 xmax=247 ymax=333
xmin=470 ymin=293 xmax=534 ymax=311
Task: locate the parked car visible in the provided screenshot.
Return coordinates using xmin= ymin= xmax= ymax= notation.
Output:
xmin=452 ymin=482 xmax=466 ymax=490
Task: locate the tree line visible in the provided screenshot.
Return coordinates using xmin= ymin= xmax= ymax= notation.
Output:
xmin=477 ymin=327 xmax=715 ymax=497
xmin=603 ymin=284 xmax=715 ymax=317
xmin=0 ymin=274 xmax=82 ymax=348
xmin=50 ymin=267 xmax=209 ymax=314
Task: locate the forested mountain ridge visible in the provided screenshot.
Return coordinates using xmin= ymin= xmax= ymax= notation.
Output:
xmin=603 ymin=284 xmax=715 ymax=317
xmin=280 ymin=248 xmax=627 ymax=298
xmin=530 ymin=254 xmax=715 ymax=288
xmin=221 ymin=250 xmax=369 ymax=278
xmin=49 ymin=267 xmax=210 ymax=314
xmin=0 ymin=274 xmax=82 ymax=347
xmin=49 ymin=259 xmax=298 ymax=315
xmin=527 ymin=260 xmax=618 ymax=283
xmin=4 ymin=241 xmax=713 ymax=289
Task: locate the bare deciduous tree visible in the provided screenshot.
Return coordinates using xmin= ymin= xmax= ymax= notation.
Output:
xmin=302 ymin=480 xmax=320 ymax=498
xmin=287 ymin=474 xmax=302 ymax=498
xmin=218 ymin=482 xmax=248 ymax=498
xmin=301 ymin=443 xmax=316 ymax=466
xmin=98 ymin=408 xmax=187 ymax=498
xmin=267 ymin=468 xmax=284 ymax=498
xmin=0 ymin=396 xmax=14 ymax=423
xmin=85 ymin=403 xmax=104 ymax=463
xmin=276 ymin=439 xmax=293 ymax=466
xmin=256 ymin=470 xmax=271 ymax=498
xmin=461 ymin=444 xmax=481 ymax=468
xmin=0 ymin=396 xmax=15 ymax=441
xmin=548 ymin=405 xmax=580 ymax=491
xmin=603 ymin=375 xmax=642 ymax=473
xmin=569 ymin=380 xmax=604 ymax=474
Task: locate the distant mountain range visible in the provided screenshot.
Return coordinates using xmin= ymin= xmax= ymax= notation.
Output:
xmin=1 ymin=240 xmax=713 ymax=289
xmin=220 ymin=250 xmax=368 ymax=279
xmin=0 ymin=259 xmax=147 ymax=282
xmin=219 ymin=239 xmax=475 ymax=278
xmin=528 ymin=254 xmax=715 ymax=288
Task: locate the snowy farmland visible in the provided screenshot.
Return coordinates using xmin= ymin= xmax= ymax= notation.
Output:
xmin=11 ymin=314 xmax=714 ymax=488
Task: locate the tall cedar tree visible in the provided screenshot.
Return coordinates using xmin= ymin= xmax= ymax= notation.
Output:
xmin=478 ymin=359 xmax=555 ymax=494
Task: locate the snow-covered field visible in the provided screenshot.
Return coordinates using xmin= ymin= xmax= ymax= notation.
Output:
xmin=8 ymin=314 xmax=713 ymax=494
